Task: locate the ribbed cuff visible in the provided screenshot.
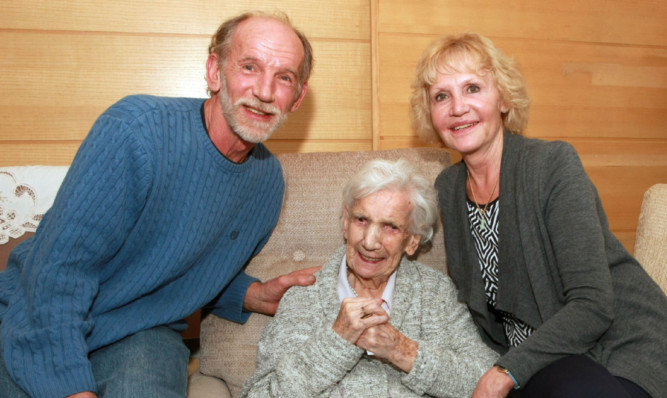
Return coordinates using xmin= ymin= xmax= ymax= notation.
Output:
xmin=209 ymin=272 xmax=258 ymax=324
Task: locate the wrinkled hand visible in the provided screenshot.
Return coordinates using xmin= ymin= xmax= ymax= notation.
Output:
xmin=356 ymin=322 xmax=418 ymax=373
xmin=332 ymin=297 xmax=388 ymax=344
xmin=471 ymin=366 xmax=515 ymax=398
xmin=66 ymin=392 xmax=97 ymax=398
xmin=243 ymin=266 xmax=320 ymax=315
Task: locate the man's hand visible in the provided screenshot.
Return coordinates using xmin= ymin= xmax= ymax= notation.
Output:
xmin=471 ymin=366 xmax=515 ymax=398
xmin=243 ymin=266 xmax=320 ymax=315
xmin=67 ymin=392 xmax=97 ymax=398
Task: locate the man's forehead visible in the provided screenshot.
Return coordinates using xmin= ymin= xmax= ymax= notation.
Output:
xmin=231 ymin=17 xmax=304 ymax=64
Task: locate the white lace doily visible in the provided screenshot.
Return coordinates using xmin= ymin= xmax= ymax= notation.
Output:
xmin=0 ymin=166 xmax=69 ymax=244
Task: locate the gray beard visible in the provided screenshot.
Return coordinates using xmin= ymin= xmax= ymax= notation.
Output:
xmin=218 ymin=77 xmax=288 ymax=144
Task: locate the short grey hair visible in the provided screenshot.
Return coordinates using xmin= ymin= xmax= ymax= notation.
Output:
xmin=342 ymin=159 xmax=439 ymax=244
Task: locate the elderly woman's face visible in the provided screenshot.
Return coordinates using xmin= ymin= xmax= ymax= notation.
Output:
xmin=343 ymin=189 xmax=421 ymax=284
xmin=428 ymin=70 xmax=507 ymax=156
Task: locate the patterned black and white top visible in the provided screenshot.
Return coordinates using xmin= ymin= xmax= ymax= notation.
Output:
xmin=466 ymin=198 xmax=535 ymax=347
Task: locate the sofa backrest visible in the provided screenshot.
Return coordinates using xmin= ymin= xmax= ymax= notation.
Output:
xmin=198 ymin=147 xmax=452 ymax=396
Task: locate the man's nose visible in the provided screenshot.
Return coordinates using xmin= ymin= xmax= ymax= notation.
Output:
xmin=253 ymin=74 xmax=275 ymax=103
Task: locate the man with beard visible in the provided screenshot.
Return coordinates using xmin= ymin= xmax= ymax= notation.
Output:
xmin=0 ymin=12 xmax=316 ymax=398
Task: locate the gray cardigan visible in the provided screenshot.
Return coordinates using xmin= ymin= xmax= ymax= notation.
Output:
xmin=241 ymin=246 xmax=498 ymax=398
xmin=436 ymin=132 xmax=667 ymax=397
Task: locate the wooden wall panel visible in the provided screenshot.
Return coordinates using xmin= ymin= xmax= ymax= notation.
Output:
xmin=0 ymin=32 xmax=209 ymax=140
xmin=0 ymin=0 xmax=371 ymax=165
xmin=374 ymin=0 xmax=667 ymax=253
xmin=1 ymin=0 xmax=665 ymax=254
xmin=1 ymin=0 xmax=370 ymax=39
xmin=377 ymin=0 xmax=666 ymax=46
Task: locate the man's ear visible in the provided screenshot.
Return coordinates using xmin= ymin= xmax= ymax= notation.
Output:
xmin=289 ymin=81 xmax=308 ymax=112
xmin=206 ymin=53 xmax=222 ymax=94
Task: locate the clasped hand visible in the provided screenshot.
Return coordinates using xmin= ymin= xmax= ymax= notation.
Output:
xmin=332 ymin=297 xmax=418 ymax=372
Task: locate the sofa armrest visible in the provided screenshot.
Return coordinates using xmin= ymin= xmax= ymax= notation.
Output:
xmin=634 ymin=183 xmax=667 ymax=293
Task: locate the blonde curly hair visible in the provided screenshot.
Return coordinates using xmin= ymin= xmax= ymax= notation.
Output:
xmin=410 ymin=33 xmax=530 ymax=143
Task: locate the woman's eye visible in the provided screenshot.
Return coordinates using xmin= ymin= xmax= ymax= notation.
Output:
xmin=434 ymin=93 xmax=448 ymax=102
xmin=467 ymin=85 xmax=480 ymax=93
xmin=383 ymin=224 xmax=399 ymax=232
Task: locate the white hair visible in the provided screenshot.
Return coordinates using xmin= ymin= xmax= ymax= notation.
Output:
xmin=342 ymin=159 xmax=439 ymax=243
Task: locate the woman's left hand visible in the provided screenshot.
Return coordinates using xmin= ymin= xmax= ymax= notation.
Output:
xmin=471 ymin=366 xmax=515 ymax=398
xmin=356 ymin=323 xmax=418 ymax=373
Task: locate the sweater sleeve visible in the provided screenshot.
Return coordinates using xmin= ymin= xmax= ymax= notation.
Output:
xmin=496 ymin=142 xmax=615 ymax=385
xmin=206 ymin=185 xmax=281 ymax=324
xmin=207 ymin=271 xmax=258 ymax=324
xmin=241 ymin=284 xmax=363 ymax=397
xmin=1 ymin=113 xmax=152 ymax=398
xmin=401 ymin=268 xmax=498 ymax=397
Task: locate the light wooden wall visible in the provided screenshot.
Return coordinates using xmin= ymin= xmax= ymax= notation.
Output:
xmin=1 ymin=1 xmax=666 ymax=252
xmin=0 ymin=0 xmax=372 ymax=165
xmin=373 ymin=0 xmax=667 ymax=251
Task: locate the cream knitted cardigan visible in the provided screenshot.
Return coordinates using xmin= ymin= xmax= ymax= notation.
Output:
xmin=241 ymin=246 xmax=497 ymax=397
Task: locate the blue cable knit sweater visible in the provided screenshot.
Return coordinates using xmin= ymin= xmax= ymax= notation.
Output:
xmin=0 ymin=95 xmax=284 ymax=397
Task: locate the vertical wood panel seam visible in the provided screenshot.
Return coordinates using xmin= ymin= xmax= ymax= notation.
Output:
xmin=370 ymin=0 xmax=380 ymax=151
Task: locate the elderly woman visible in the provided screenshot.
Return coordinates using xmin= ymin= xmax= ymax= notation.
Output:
xmin=241 ymin=159 xmax=498 ymax=397
xmin=410 ymin=32 xmax=667 ymax=398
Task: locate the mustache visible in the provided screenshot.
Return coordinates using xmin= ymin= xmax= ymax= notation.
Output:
xmin=234 ymin=98 xmax=280 ymax=116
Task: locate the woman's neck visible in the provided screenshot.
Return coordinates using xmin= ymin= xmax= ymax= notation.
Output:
xmin=347 ymin=269 xmax=386 ymax=298
xmin=464 ymin=140 xmax=503 ymax=203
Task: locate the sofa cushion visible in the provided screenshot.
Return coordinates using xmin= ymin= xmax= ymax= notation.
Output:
xmin=198 ymin=147 xmax=451 ymax=396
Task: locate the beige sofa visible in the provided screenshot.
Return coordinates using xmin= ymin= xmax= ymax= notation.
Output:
xmin=1 ymin=149 xmax=665 ymax=397
xmin=188 ymin=148 xmax=452 ymax=397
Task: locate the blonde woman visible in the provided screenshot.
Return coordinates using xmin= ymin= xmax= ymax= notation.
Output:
xmin=411 ymin=33 xmax=666 ymax=398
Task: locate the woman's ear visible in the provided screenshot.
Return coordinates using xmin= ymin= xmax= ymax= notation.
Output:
xmin=499 ymin=98 xmax=510 ymax=114
xmin=404 ymin=235 xmax=422 ymax=256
